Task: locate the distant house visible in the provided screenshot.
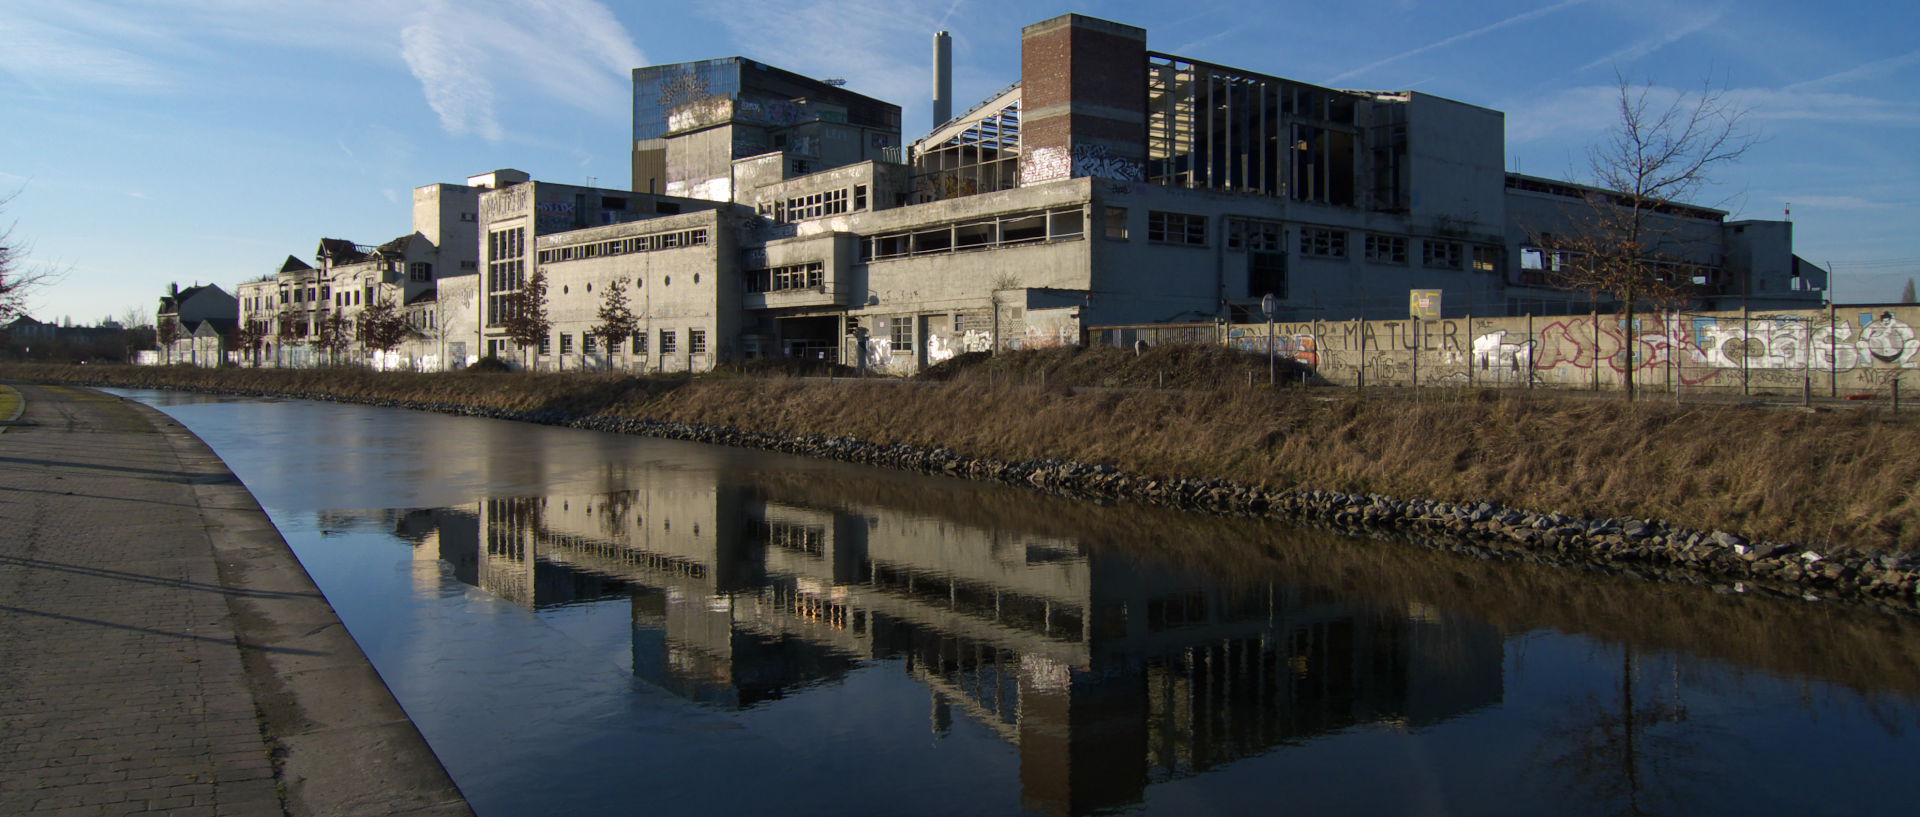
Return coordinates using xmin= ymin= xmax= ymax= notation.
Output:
xmin=2 ymin=315 xmax=56 ymax=344
xmin=156 ymin=283 xmax=238 ymax=365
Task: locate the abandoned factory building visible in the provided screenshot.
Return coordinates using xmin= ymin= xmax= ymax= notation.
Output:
xmin=459 ymin=12 xmax=1826 ymax=375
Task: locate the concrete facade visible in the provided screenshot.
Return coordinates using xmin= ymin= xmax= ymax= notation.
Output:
xmin=226 ymin=12 xmax=1831 ymax=377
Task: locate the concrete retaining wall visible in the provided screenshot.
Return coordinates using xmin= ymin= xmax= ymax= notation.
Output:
xmin=1096 ymin=303 xmax=1920 ymax=396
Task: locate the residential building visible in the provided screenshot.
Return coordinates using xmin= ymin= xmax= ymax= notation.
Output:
xmin=156 ymin=283 xmax=236 ymax=366
xmin=239 ymin=174 xmax=492 ymax=368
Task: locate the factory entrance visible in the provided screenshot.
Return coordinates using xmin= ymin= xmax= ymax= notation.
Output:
xmin=776 ymin=316 xmax=842 ymax=364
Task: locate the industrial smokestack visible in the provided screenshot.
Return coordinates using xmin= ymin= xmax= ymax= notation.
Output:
xmin=932 ymin=30 xmax=953 ymax=128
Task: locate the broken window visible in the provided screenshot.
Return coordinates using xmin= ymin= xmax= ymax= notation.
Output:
xmin=1250 ymin=251 xmax=1287 ymax=298
xmin=1299 ymin=227 xmax=1346 ymax=258
xmin=1105 ymin=207 xmax=1129 ymax=240
xmin=1472 ymin=246 xmax=1499 ymax=273
xmin=1422 ymin=240 xmax=1463 ymax=270
xmin=1365 ymin=234 xmax=1407 ymax=264
xmin=659 ymin=329 xmax=678 ymax=354
xmin=689 ymin=330 xmax=707 ymax=354
xmin=1148 ymin=211 xmax=1207 ymax=246
xmin=890 ymin=315 xmax=914 ymax=352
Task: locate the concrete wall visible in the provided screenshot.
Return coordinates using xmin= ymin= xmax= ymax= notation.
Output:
xmin=1101 ymin=303 xmax=1920 ymax=395
xmin=533 ymin=210 xmax=736 ymax=373
xmin=1405 ymin=93 xmax=1505 ymax=237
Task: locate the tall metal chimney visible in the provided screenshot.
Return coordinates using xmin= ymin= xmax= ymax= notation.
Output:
xmin=932 ymin=30 xmax=953 ymax=128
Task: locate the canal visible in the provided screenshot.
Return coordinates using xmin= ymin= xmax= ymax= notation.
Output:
xmin=117 ymin=390 xmax=1920 ymax=816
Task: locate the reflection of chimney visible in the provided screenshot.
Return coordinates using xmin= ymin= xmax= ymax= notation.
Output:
xmin=933 ymin=30 xmax=953 ymax=127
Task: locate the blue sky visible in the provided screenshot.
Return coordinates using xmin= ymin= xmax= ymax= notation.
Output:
xmin=3 ymin=0 xmax=1915 ymax=325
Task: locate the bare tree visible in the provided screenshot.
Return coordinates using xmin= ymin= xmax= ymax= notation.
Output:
xmin=118 ymin=304 xmax=150 ymax=330
xmin=315 ymin=310 xmax=351 ymax=365
xmin=155 ymin=317 xmax=180 ymax=364
xmin=0 ymin=191 xmax=63 ymax=327
xmin=591 ymin=279 xmax=637 ymax=366
xmin=356 ymin=295 xmax=411 ymax=367
xmin=234 ymin=320 xmax=267 ymax=367
xmin=1535 ymin=74 xmax=1756 ymax=399
xmin=500 ymin=268 xmax=550 ymax=370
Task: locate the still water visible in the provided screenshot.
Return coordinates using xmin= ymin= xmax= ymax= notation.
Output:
xmin=117 ymin=390 xmax=1920 ymax=817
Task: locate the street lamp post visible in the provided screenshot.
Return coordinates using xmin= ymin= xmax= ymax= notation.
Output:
xmin=1261 ymin=293 xmax=1277 ymax=385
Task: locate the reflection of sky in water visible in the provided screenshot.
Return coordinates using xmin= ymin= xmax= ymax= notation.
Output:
xmin=118 ymin=390 xmax=1920 ymax=817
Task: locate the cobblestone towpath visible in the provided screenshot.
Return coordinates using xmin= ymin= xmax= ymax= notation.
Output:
xmin=0 ymin=384 xmax=472 ymax=817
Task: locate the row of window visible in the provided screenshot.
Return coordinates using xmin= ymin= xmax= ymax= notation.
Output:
xmin=536 ymin=329 xmax=707 ymax=356
xmin=744 ymin=262 xmax=825 ymax=294
xmin=1519 ymin=246 xmax=1722 ymax=286
xmin=775 ymin=186 xmax=869 ymax=221
xmin=1128 ymin=209 xmax=1501 ymax=272
xmin=865 ymin=206 xmax=1085 ymax=261
xmin=536 ymin=228 xmax=711 ymax=265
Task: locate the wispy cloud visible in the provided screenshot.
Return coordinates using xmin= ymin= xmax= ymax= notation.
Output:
xmin=0 ymin=14 xmax=175 ymax=92
xmin=0 ymin=1 xmax=646 ymax=142
xmin=1771 ymin=194 xmax=1897 ymax=211
xmin=696 ymin=0 xmax=946 ymax=122
xmin=1329 ymin=0 xmax=1594 ymax=84
xmin=1784 ymin=49 xmax=1920 ymax=92
xmin=1576 ymin=3 xmax=1728 ymax=73
xmin=1507 ymin=82 xmax=1920 ymax=145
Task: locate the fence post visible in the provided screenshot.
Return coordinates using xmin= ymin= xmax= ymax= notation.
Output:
xmin=1829 ymin=302 xmax=1839 ymax=397
xmin=1591 ymin=304 xmax=1601 ymax=392
xmin=1357 ymin=318 xmax=1366 ymax=393
xmin=1411 ymin=320 xmax=1420 ymax=392
xmin=1526 ymin=313 xmax=1534 ymax=391
xmin=1741 ymin=305 xmax=1751 ymax=396
xmin=1466 ymin=313 xmax=1475 ymax=390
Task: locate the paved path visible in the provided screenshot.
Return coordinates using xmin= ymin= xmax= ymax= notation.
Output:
xmin=0 ymin=385 xmax=472 ymax=817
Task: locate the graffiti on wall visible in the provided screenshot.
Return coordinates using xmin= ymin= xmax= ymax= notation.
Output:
xmin=1225 ymin=326 xmax=1318 ymax=368
xmin=1068 ymin=144 xmax=1144 ymax=181
xmin=1021 ymin=147 xmax=1070 ymax=185
xmin=1096 ymin=306 xmax=1920 ymax=392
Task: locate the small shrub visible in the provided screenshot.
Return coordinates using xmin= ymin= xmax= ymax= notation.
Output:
xmin=467 ymin=356 xmax=512 ymax=373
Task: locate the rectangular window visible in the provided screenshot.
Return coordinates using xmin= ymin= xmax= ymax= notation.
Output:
xmin=583 ymin=334 xmax=597 ymax=354
xmin=689 ymin=330 xmax=707 ymax=354
xmin=659 ymin=329 xmax=677 ymax=354
xmin=1250 ymin=252 xmax=1288 ymax=298
xmin=1365 ymin=234 xmax=1407 ymax=264
xmin=890 ymin=315 xmax=914 ymax=352
xmin=559 ymin=333 xmax=574 ymax=354
xmin=1422 ymin=239 xmax=1463 ymax=270
xmin=410 ymin=262 xmax=432 ymax=282
xmin=1299 ymin=227 xmax=1347 ymax=258
xmin=1105 ymin=207 xmax=1128 ymax=240
xmin=853 ymin=184 xmax=869 ymax=211
xmin=632 ymin=333 xmax=648 ymax=355
xmin=1147 ymin=211 xmax=1206 ymax=246
xmin=461 ymin=260 xmax=477 ymax=270
xmin=538 ymin=333 xmax=552 ymax=356
xmin=1227 ymin=219 xmax=1284 ymax=252
xmin=1472 ymin=246 xmax=1499 ymax=273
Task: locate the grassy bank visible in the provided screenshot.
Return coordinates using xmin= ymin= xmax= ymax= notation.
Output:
xmin=8 ymin=348 xmax=1918 ymax=551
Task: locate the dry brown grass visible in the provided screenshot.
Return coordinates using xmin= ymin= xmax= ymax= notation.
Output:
xmin=13 ymin=358 xmax=1920 ymax=550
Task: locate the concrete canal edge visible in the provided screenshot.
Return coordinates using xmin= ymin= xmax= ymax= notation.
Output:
xmin=117 ymin=395 xmax=475 ymax=817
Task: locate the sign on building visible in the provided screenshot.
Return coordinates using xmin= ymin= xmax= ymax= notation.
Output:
xmin=1409 ymin=289 xmax=1442 ymax=320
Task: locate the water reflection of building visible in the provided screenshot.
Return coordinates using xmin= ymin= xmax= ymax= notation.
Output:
xmin=406 ymin=479 xmax=1503 ymax=816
